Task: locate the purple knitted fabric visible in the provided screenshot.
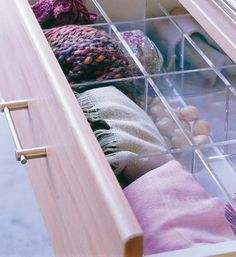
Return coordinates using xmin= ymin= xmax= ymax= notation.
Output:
xmin=32 ymin=0 xmax=53 ymax=25
xmin=44 ymin=25 xmax=134 ymax=87
xmin=32 ymin=0 xmax=97 ymax=28
xmin=53 ymin=0 xmax=77 ymax=24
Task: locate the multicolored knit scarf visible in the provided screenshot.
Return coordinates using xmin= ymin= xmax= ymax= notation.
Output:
xmin=44 ymin=25 xmax=134 ymax=89
xmin=32 ymin=0 xmax=97 ymax=28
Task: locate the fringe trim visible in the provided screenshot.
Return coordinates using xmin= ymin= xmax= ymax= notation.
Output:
xmin=75 ymin=91 xmax=100 ymax=121
xmin=106 ymin=153 xmax=126 ymax=175
xmin=75 ymin=91 xmax=121 ymax=174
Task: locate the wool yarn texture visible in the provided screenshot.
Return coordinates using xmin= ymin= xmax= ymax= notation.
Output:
xmin=124 ymin=160 xmax=235 ymax=255
xmin=76 ymin=86 xmax=172 ymax=179
xmin=45 ymin=25 xmax=134 ymax=88
xmin=32 ymin=0 xmax=97 ymax=28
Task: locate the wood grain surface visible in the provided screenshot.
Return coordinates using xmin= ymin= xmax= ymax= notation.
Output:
xmin=0 ymin=0 xmax=143 ymax=256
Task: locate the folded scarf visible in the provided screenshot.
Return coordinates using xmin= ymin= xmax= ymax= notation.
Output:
xmin=45 ymin=25 xmax=134 ymax=88
xmin=76 ymin=86 xmax=172 ymax=179
xmin=31 ymin=0 xmax=97 ymax=28
xmin=124 ymin=160 xmax=235 ymax=255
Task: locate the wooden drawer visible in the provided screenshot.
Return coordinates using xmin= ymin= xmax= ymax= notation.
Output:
xmin=0 ymin=1 xmax=142 ymax=256
xmin=1 ymin=0 xmax=236 ymax=256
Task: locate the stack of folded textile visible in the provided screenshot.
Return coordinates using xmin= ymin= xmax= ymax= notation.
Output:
xmin=124 ymin=160 xmax=235 ymax=254
xmin=76 ymin=86 xmax=172 ymax=181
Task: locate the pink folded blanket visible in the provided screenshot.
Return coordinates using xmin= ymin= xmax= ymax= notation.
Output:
xmin=124 ymin=160 xmax=235 ymax=255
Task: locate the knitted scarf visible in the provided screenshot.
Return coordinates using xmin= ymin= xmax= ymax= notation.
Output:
xmin=32 ymin=0 xmax=97 ymax=28
xmin=44 ymin=25 xmax=134 ymax=87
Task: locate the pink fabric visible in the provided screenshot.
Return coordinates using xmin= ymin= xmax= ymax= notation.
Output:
xmin=124 ymin=160 xmax=235 ymax=255
xmin=31 ymin=0 xmax=97 ymax=28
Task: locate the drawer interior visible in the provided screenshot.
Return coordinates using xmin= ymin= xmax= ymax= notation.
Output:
xmin=6 ymin=0 xmax=236 ymax=256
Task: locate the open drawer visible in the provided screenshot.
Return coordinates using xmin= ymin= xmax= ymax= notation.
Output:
xmin=0 ymin=0 xmax=236 ymax=256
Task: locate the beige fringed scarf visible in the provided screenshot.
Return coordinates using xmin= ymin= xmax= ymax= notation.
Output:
xmin=76 ymin=86 xmax=172 ymax=180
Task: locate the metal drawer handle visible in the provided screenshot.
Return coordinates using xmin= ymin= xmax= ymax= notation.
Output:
xmin=0 ymin=99 xmax=47 ymax=164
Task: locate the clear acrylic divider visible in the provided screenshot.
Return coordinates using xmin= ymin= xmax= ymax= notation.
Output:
xmin=150 ymin=70 xmax=236 ymax=146
xmin=96 ymin=0 xmax=147 ymax=22
xmin=219 ymin=66 xmax=236 ymax=86
xmin=197 ymin=141 xmax=236 ymax=210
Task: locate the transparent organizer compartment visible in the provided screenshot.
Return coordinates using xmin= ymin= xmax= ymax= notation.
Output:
xmin=151 ymin=70 xmax=236 ymax=145
xmin=28 ymin=0 xmax=236 ymax=255
xmin=97 ymin=0 xmax=147 ymax=22
xmin=114 ymin=17 xmax=210 ymax=74
xmin=200 ymin=142 xmax=236 ymax=206
xmin=221 ymin=66 xmax=236 ymax=86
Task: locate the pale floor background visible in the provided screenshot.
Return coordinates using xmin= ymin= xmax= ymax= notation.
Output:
xmin=0 ymin=112 xmax=55 ymax=257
